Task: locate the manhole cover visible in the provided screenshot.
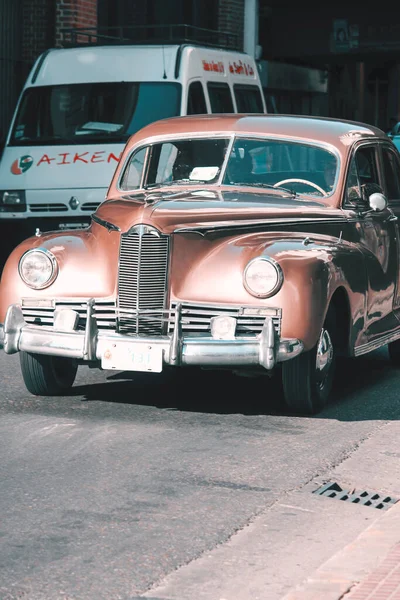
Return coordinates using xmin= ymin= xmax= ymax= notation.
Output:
xmin=313 ymin=482 xmax=398 ymax=510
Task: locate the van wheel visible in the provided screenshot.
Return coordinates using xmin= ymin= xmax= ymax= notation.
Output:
xmin=20 ymin=352 xmax=78 ymax=396
xmin=281 ymin=307 xmax=336 ymax=415
xmin=388 ymin=338 xmax=400 ymax=366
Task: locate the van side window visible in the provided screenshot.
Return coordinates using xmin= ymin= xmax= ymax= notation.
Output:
xmin=207 ymin=83 xmax=234 ymax=113
xmin=187 ymin=81 xmax=207 ymax=115
xmin=234 ymin=84 xmax=264 ymax=113
xmin=382 ymin=147 xmax=400 ymax=201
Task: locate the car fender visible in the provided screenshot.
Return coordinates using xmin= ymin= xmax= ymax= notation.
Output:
xmin=171 ymin=230 xmax=367 ymax=351
xmin=0 ymin=225 xmax=120 ymax=322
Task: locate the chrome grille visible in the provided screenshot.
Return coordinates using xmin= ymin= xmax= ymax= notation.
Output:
xmin=169 ymin=302 xmax=281 ymax=337
xmin=21 ymin=299 xmax=116 ymax=330
xmin=118 ymin=226 xmax=169 ymax=335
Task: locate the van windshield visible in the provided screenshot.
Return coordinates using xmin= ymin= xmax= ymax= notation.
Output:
xmin=9 ymin=82 xmax=182 ymax=146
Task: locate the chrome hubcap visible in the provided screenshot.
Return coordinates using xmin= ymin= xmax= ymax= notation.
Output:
xmin=315 ymin=328 xmax=334 ymax=390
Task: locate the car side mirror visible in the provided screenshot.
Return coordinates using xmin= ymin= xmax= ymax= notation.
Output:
xmin=368 ymin=192 xmax=387 ymax=212
xmin=356 ymin=186 xmax=388 ymax=216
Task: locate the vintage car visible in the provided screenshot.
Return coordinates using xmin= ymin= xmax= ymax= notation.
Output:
xmin=1 ymin=113 xmax=400 ymax=415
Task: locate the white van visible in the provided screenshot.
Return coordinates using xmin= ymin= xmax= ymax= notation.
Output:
xmin=0 ymin=43 xmax=266 ymax=236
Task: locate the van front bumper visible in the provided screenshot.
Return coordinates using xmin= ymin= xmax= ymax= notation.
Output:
xmin=0 ymin=302 xmax=303 ymax=371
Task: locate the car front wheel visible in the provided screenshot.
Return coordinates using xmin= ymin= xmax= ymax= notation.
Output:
xmin=20 ymin=351 xmax=78 ymax=396
xmin=281 ymin=308 xmax=336 ymax=415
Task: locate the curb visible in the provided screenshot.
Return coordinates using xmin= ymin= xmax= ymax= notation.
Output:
xmin=282 ymin=500 xmax=400 ymax=600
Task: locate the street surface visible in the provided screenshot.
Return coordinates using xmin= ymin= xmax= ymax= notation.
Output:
xmin=1 ymin=347 xmax=400 ymax=599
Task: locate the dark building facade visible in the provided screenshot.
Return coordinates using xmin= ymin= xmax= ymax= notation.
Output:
xmin=1 ymin=0 xmax=399 ymax=138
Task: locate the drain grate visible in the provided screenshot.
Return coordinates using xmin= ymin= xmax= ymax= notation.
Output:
xmin=313 ymin=482 xmax=398 ymax=510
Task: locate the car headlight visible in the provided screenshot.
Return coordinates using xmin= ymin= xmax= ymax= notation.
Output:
xmin=243 ymin=257 xmax=283 ymax=298
xmin=18 ymin=248 xmax=58 ymax=289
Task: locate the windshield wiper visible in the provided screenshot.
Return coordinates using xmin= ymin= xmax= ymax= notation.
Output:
xmin=144 ymin=179 xmax=209 ymax=189
xmin=228 ymin=182 xmax=298 ymax=198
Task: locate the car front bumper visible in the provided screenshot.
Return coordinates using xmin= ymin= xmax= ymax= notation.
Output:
xmin=0 ymin=301 xmax=303 ymax=371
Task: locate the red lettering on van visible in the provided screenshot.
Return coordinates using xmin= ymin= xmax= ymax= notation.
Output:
xmin=202 ymin=60 xmax=224 ymax=74
xmin=91 ymin=151 xmax=105 ymax=163
xmin=107 ymin=153 xmax=122 ymax=163
xmin=58 ymin=153 xmax=71 ymax=165
xmin=33 ymin=151 xmax=121 ymax=167
xmin=229 ymin=61 xmax=254 ymax=76
xmin=37 ymin=154 xmax=55 ymax=166
xmin=73 ymin=152 xmax=89 ymax=163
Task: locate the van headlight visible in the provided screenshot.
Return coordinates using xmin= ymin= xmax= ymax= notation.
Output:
xmin=0 ymin=190 xmax=26 ymax=212
xmin=19 ymin=249 xmax=58 ymax=289
xmin=243 ymin=257 xmax=283 ymax=298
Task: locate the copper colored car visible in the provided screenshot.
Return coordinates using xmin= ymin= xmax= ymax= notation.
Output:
xmin=2 ymin=114 xmax=400 ymax=415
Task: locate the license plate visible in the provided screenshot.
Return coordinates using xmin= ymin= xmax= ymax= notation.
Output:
xmin=101 ymin=342 xmax=163 ymax=372
xmin=58 ymin=222 xmax=89 ymax=230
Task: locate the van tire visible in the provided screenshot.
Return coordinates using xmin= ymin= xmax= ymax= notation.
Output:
xmin=20 ymin=352 xmax=78 ymax=396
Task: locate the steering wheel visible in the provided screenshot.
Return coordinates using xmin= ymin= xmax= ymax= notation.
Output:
xmin=273 ymin=178 xmax=328 ymax=197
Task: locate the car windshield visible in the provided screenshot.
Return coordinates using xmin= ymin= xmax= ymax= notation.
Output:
xmin=119 ymin=136 xmax=338 ymax=195
xmin=120 ymin=138 xmax=231 ymax=190
xmin=9 ymin=82 xmax=182 ymax=146
xmin=222 ymin=138 xmax=338 ymax=195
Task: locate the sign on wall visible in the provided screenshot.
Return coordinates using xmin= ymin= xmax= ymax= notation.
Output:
xmin=331 ymin=19 xmax=359 ymax=53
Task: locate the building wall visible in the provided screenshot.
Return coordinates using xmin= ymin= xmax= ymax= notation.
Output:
xmin=22 ymin=0 xmax=54 ymax=63
xmin=55 ymin=0 xmax=98 ymax=45
xmin=218 ymin=0 xmax=244 ymax=49
xmin=0 ymin=2 xmax=26 ymax=139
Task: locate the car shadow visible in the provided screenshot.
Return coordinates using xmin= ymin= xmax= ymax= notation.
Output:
xmin=322 ymin=346 xmax=400 ymax=420
xmin=70 ymin=365 xmax=285 ymax=416
xmin=68 ymin=345 xmax=400 ymax=419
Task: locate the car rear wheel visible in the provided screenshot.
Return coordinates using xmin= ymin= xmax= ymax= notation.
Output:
xmin=20 ymin=351 xmax=78 ymax=396
xmin=281 ymin=307 xmax=336 ymax=415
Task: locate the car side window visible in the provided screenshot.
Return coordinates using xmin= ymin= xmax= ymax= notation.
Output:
xmin=187 ymin=81 xmax=207 ymax=115
xmin=207 ymin=83 xmax=234 ymax=113
xmin=345 ymin=146 xmax=380 ymax=206
xmin=381 ymin=147 xmax=400 ymax=201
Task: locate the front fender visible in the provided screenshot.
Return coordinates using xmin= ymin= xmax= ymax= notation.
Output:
xmin=170 ymin=231 xmax=366 ymax=350
xmin=0 ymin=222 xmax=120 ymax=322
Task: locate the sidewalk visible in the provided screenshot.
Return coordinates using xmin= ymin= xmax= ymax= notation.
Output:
xmin=141 ymin=419 xmax=400 ymax=600
xmin=283 ymin=499 xmax=400 ymax=600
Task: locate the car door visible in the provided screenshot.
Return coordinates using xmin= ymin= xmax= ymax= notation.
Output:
xmin=379 ymin=142 xmax=400 ymax=311
xmin=344 ymin=142 xmax=400 ymax=339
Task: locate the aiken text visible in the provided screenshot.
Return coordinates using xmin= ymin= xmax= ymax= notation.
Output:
xmin=36 ymin=151 xmax=123 ymax=166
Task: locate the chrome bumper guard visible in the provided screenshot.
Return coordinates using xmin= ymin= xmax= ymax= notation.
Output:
xmin=0 ymin=301 xmax=303 ymax=370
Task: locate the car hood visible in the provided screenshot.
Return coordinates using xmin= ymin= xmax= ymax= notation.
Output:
xmin=97 ymin=188 xmax=340 ymax=234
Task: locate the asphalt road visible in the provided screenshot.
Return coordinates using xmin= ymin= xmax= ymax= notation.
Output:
xmin=1 ymin=347 xmax=400 ymax=600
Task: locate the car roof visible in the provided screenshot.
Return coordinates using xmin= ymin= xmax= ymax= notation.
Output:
xmin=128 ymin=114 xmax=386 ymax=150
